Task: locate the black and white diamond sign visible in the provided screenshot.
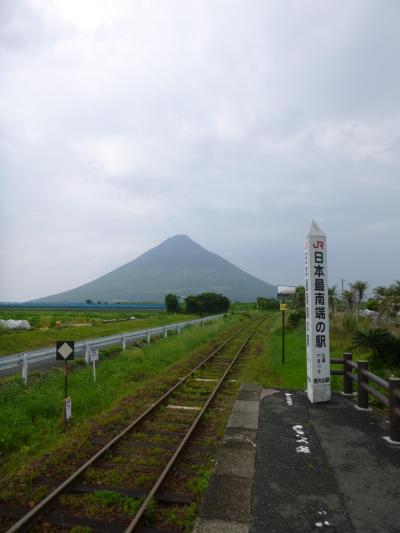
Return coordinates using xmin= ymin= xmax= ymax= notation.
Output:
xmin=56 ymin=341 xmax=75 ymax=361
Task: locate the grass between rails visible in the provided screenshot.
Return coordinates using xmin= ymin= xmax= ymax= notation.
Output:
xmin=0 ymin=311 xmax=196 ymax=356
xmin=0 ymin=315 xmax=242 ymax=479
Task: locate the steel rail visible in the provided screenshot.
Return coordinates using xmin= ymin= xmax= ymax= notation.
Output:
xmin=125 ymin=319 xmax=262 ymax=532
xmin=6 ymin=320 xmax=252 ymax=533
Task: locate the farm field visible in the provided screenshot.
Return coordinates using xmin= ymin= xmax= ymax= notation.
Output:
xmin=0 ymin=309 xmax=197 ymax=356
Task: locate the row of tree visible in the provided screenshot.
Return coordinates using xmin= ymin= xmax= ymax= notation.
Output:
xmin=165 ymin=292 xmax=230 ymax=314
xmin=293 ymin=281 xmax=400 ymax=369
xmin=293 ymin=280 xmax=400 ymax=320
xmin=330 ymin=280 xmax=400 ymax=321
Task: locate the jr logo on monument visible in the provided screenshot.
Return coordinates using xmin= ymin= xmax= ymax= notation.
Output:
xmin=305 ymin=220 xmax=331 ymax=403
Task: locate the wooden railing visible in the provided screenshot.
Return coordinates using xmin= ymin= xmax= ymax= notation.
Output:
xmin=331 ymin=353 xmax=400 ymax=443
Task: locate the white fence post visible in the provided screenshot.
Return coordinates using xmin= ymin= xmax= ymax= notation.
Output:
xmin=122 ymin=334 xmax=126 ymax=350
xmin=85 ymin=342 xmax=90 ymax=364
xmin=0 ymin=315 xmax=225 ymax=376
xmin=22 ymin=353 xmax=28 ymax=384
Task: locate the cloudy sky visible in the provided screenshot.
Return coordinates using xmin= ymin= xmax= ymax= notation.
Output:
xmin=1 ymin=0 xmax=399 ymax=301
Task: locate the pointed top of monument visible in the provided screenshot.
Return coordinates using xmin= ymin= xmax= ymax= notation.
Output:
xmin=307 ymin=220 xmax=325 ymax=237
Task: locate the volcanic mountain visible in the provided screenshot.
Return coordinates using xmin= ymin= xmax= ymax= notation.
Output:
xmin=35 ymin=235 xmax=276 ymax=303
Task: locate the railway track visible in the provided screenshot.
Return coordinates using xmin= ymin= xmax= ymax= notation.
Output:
xmin=1 ymin=318 xmax=262 ymax=532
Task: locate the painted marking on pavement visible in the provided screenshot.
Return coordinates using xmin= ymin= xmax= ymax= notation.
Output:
xmin=315 ymin=509 xmax=331 ymax=528
xmin=285 ymin=392 xmax=293 ymax=406
xmin=292 ymin=424 xmax=311 ymax=454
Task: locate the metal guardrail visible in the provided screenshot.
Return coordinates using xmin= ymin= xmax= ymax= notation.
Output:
xmin=331 ymin=353 xmax=400 ymax=443
xmin=0 ymin=314 xmax=225 ymax=381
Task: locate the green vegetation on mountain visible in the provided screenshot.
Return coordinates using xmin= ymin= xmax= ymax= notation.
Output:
xmin=34 ymin=235 xmax=276 ymax=303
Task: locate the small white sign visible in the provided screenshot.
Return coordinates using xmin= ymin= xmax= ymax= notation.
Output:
xmin=65 ymin=397 xmax=72 ymax=421
xmin=305 ymin=220 xmax=331 ymax=403
xmin=277 ymin=285 xmax=296 ymax=296
xmin=89 ymin=347 xmax=99 ymax=362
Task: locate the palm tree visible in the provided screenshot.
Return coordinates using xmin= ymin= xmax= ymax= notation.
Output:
xmin=385 ymin=282 xmax=400 ymax=318
xmin=350 ymin=280 xmax=368 ymax=318
xmin=374 ymin=286 xmax=389 ymax=300
xmin=328 ymin=285 xmax=338 ymax=317
xmin=343 ymin=289 xmax=355 ymax=312
xmin=389 ymin=280 xmax=400 ymax=297
xmin=374 ymin=285 xmax=390 ymax=322
xmin=374 ymin=283 xmax=400 ymax=320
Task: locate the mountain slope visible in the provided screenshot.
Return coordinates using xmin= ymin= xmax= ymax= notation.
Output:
xmin=34 ymin=235 xmax=276 ymax=303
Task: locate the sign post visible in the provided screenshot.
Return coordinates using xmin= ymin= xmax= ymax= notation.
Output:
xmin=56 ymin=341 xmax=75 ymax=425
xmin=89 ymin=347 xmax=99 ymax=383
xmin=280 ymin=303 xmax=288 ymax=364
xmin=277 ymin=286 xmax=294 ymax=366
xmin=305 ymin=221 xmax=331 ymax=403
xmin=64 ymin=396 xmax=72 ymax=423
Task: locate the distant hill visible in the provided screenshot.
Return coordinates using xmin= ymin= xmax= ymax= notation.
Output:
xmin=34 ymin=235 xmax=276 ymax=303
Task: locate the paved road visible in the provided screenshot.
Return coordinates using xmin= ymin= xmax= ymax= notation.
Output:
xmin=251 ymin=390 xmax=400 ymax=533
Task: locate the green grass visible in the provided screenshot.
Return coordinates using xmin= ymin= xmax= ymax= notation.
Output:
xmin=239 ymin=311 xmax=369 ymax=391
xmin=230 ymin=302 xmax=256 ymax=312
xmin=0 ymin=311 xmax=197 ymax=356
xmin=0 ymin=315 xmax=241 ymax=478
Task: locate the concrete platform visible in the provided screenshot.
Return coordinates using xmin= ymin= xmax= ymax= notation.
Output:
xmin=193 ymin=384 xmax=262 ymax=533
xmin=195 ymin=386 xmax=400 ymax=533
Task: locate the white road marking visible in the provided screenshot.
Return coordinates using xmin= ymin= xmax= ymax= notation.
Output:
xmin=292 ymin=424 xmax=311 ymax=454
xmin=285 ymin=392 xmax=293 ymax=406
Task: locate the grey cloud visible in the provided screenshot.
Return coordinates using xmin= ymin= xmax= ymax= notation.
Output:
xmin=1 ymin=0 xmax=400 ymax=300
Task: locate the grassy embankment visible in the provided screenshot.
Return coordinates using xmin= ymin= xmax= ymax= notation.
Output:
xmin=238 ymin=310 xmax=398 ymax=391
xmin=0 ymin=310 xmax=197 ymax=356
xmin=0 ymin=314 xmax=242 ymax=478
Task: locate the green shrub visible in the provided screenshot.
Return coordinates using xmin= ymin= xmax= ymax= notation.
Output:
xmin=287 ymin=312 xmax=303 ymax=328
xmin=342 ymin=313 xmax=357 ymax=333
xmin=352 ymin=328 xmax=400 ymax=367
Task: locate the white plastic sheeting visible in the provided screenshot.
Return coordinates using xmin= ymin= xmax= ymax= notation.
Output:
xmin=0 ymin=319 xmax=30 ymax=330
